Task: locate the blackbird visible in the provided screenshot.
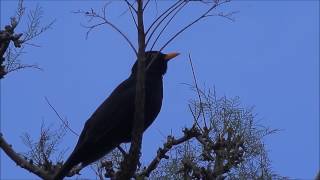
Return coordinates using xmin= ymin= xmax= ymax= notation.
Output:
xmin=54 ymin=51 xmax=179 ymax=179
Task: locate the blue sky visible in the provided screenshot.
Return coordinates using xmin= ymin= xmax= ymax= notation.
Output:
xmin=1 ymin=0 xmax=319 ymax=179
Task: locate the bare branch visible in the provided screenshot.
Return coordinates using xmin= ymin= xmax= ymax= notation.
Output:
xmin=21 ymin=5 xmax=56 ymax=44
xmin=0 ymin=133 xmax=52 ymax=179
xmin=3 ymin=46 xmax=42 ymax=76
xmin=0 ymin=0 xmax=53 ymax=79
xmin=74 ymin=8 xmax=138 ymax=55
xmin=5 ymin=63 xmax=42 ymax=74
xmin=15 ymin=0 xmax=25 ymax=24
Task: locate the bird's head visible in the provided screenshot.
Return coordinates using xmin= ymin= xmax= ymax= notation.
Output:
xmin=131 ymin=51 xmax=179 ymax=76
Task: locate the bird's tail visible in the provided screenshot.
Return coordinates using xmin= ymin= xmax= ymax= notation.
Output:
xmin=53 ymin=153 xmax=78 ymax=180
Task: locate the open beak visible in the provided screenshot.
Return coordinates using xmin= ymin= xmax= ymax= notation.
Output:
xmin=164 ymin=52 xmax=180 ymax=61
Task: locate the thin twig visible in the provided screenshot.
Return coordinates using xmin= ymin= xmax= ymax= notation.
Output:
xmin=160 ymin=0 xmax=232 ymax=51
xmin=118 ymin=0 xmax=136 ymax=17
xmin=143 ymin=0 xmax=152 ymax=11
xmin=150 ymin=1 xmax=187 ymax=50
xmin=205 ymin=11 xmax=239 ymax=22
xmin=146 ymin=0 xmax=185 ymax=47
xmin=44 ymin=97 xmax=79 ymax=137
xmin=5 ymin=64 xmax=42 ymax=74
xmin=188 ymin=54 xmax=207 ymax=129
xmin=75 ymin=9 xmax=138 ymax=55
xmin=125 ymin=0 xmax=138 ymax=28
xmin=124 ymin=0 xmax=138 ymax=13
xmin=145 ymin=0 xmax=182 ymax=35
xmin=23 ymin=42 xmax=41 ymax=47
xmin=188 ymin=104 xmax=205 ymax=134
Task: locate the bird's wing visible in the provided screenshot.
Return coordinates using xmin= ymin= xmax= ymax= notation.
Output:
xmin=74 ymin=78 xmax=135 ymax=150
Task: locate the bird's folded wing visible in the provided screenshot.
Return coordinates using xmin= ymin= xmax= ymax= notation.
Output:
xmin=75 ymin=78 xmax=135 ymax=148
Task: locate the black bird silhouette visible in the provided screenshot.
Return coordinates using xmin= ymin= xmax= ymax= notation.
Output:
xmin=54 ymin=51 xmax=179 ymax=179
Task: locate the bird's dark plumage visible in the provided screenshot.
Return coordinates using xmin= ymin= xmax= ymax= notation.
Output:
xmin=54 ymin=51 xmax=179 ymax=179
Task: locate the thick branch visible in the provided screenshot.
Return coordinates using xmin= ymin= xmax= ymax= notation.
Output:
xmin=116 ymin=0 xmax=146 ymax=178
xmin=0 ymin=20 xmax=22 ymax=58
xmin=0 ymin=19 xmax=23 ymax=78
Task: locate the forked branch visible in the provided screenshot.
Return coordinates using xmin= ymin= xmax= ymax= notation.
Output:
xmin=75 ymin=5 xmax=138 ymax=55
xmin=137 ymin=127 xmax=201 ymax=178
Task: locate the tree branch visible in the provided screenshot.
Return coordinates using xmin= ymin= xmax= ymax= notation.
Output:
xmin=116 ymin=0 xmax=146 ymax=178
xmin=0 ymin=0 xmax=53 ymax=79
xmin=124 ymin=0 xmax=138 ymax=28
xmin=146 ymin=0 xmax=185 ymax=47
xmin=145 ymin=0 xmax=181 ymax=35
xmin=143 ymin=0 xmax=152 ymax=11
xmin=75 ymin=7 xmax=138 ymax=56
xmin=149 ymin=1 xmax=187 ymax=50
xmin=188 ymin=54 xmax=207 ymax=128
xmin=0 ymin=133 xmax=52 ymax=180
xmin=138 ymin=127 xmax=201 ymax=178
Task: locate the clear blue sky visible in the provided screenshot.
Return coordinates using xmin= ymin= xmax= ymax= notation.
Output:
xmin=1 ymin=1 xmax=319 ymax=179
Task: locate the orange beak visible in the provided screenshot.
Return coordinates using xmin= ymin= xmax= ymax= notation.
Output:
xmin=164 ymin=52 xmax=180 ymax=61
